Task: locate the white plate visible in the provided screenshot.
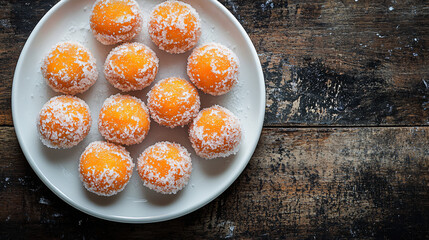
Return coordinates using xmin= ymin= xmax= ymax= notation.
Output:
xmin=12 ymin=0 xmax=265 ymax=223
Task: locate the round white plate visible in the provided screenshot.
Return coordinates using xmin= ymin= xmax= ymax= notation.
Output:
xmin=12 ymin=0 xmax=265 ymax=223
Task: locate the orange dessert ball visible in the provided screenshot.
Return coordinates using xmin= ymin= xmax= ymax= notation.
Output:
xmin=187 ymin=43 xmax=239 ymax=96
xmin=149 ymin=1 xmax=201 ymax=54
xmin=137 ymin=141 xmax=192 ymax=194
xmin=99 ymin=94 xmax=150 ymax=145
xmin=38 ymin=96 xmax=91 ymax=149
xmin=104 ymin=43 xmax=159 ymax=92
xmin=79 ymin=141 xmax=134 ymax=196
xmin=90 ymin=0 xmax=143 ymax=45
xmin=189 ymin=105 xmax=241 ymax=159
xmin=147 ymin=77 xmax=200 ymax=128
xmin=41 ymin=42 xmax=97 ymax=95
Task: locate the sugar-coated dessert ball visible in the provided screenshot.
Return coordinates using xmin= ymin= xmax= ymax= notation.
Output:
xmin=41 ymin=42 xmax=97 ymax=95
xmin=79 ymin=141 xmax=134 ymax=196
xmin=104 ymin=43 xmax=159 ymax=92
xmin=149 ymin=1 xmax=201 ymax=54
xmin=187 ymin=43 xmax=239 ymax=96
xmin=137 ymin=141 xmax=192 ymax=194
xmin=147 ymin=77 xmax=200 ymax=128
xmin=90 ymin=0 xmax=143 ymax=45
xmin=189 ymin=105 xmax=241 ymax=159
xmin=99 ymin=94 xmax=150 ymax=145
xmin=38 ymin=96 xmax=91 ymax=149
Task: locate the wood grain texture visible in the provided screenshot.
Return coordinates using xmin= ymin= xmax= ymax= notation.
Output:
xmin=221 ymin=0 xmax=429 ymax=126
xmin=1 ymin=127 xmax=428 ymax=239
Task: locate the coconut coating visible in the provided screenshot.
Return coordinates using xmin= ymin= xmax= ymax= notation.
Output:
xmin=187 ymin=43 xmax=239 ymax=96
xmin=41 ymin=42 xmax=98 ymax=95
xmin=104 ymin=43 xmax=159 ymax=92
xmin=38 ymin=96 xmax=92 ymax=149
xmin=189 ymin=105 xmax=241 ymax=159
xmin=98 ymin=94 xmax=150 ymax=145
xmin=149 ymin=1 xmax=201 ymax=54
xmin=79 ymin=141 xmax=134 ymax=196
xmin=90 ymin=0 xmax=143 ymax=45
xmin=137 ymin=141 xmax=192 ymax=194
xmin=147 ymin=77 xmax=200 ymax=128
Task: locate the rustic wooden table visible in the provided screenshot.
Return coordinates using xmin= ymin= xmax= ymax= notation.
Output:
xmin=1 ymin=0 xmax=428 ymax=239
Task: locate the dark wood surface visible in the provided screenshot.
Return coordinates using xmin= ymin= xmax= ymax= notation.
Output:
xmin=1 ymin=0 xmax=428 ymax=239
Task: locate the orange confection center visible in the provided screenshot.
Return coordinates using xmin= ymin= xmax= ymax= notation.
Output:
xmin=79 ymin=141 xmax=134 ymax=196
xmin=142 ymin=143 xmax=181 ymax=184
xmin=38 ymin=96 xmax=91 ymax=149
xmin=148 ymin=77 xmax=200 ymax=127
xmin=100 ymin=96 xmax=149 ymax=131
xmin=187 ymin=43 xmax=239 ymax=95
xmin=138 ymin=142 xmax=191 ymax=194
xmin=190 ymin=106 xmax=241 ymax=159
xmin=99 ymin=94 xmax=150 ymax=145
xmin=105 ymin=43 xmax=158 ymax=91
xmin=109 ymin=44 xmax=155 ymax=80
xmin=91 ymin=0 xmax=141 ymax=36
xmin=149 ymin=1 xmax=201 ymax=53
xmin=194 ymin=108 xmax=229 ymax=148
xmin=43 ymin=43 xmax=94 ymax=89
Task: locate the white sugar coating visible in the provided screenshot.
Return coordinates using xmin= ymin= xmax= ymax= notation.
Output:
xmin=41 ymin=42 xmax=98 ymax=95
xmin=104 ymin=42 xmax=159 ymax=92
xmin=79 ymin=141 xmax=134 ymax=196
xmin=90 ymin=0 xmax=143 ymax=45
xmin=147 ymin=77 xmax=200 ymax=128
xmin=187 ymin=43 xmax=240 ymax=96
xmin=98 ymin=94 xmax=150 ymax=145
xmin=189 ymin=105 xmax=242 ymax=159
xmin=137 ymin=141 xmax=192 ymax=194
xmin=37 ymin=96 xmax=92 ymax=149
xmin=148 ymin=1 xmax=201 ymax=54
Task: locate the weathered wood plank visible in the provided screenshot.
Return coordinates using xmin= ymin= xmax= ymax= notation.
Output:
xmin=1 ymin=0 xmax=429 ymax=127
xmin=221 ymin=0 xmax=429 ymax=126
xmin=1 ymin=127 xmax=428 ymax=239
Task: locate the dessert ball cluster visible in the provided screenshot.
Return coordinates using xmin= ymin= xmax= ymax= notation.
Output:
xmin=38 ymin=0 xmax=242 ymax=197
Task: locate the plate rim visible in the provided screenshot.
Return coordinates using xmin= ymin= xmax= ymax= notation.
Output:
xmin=11 ymin=0 xmax=266 ymax=223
